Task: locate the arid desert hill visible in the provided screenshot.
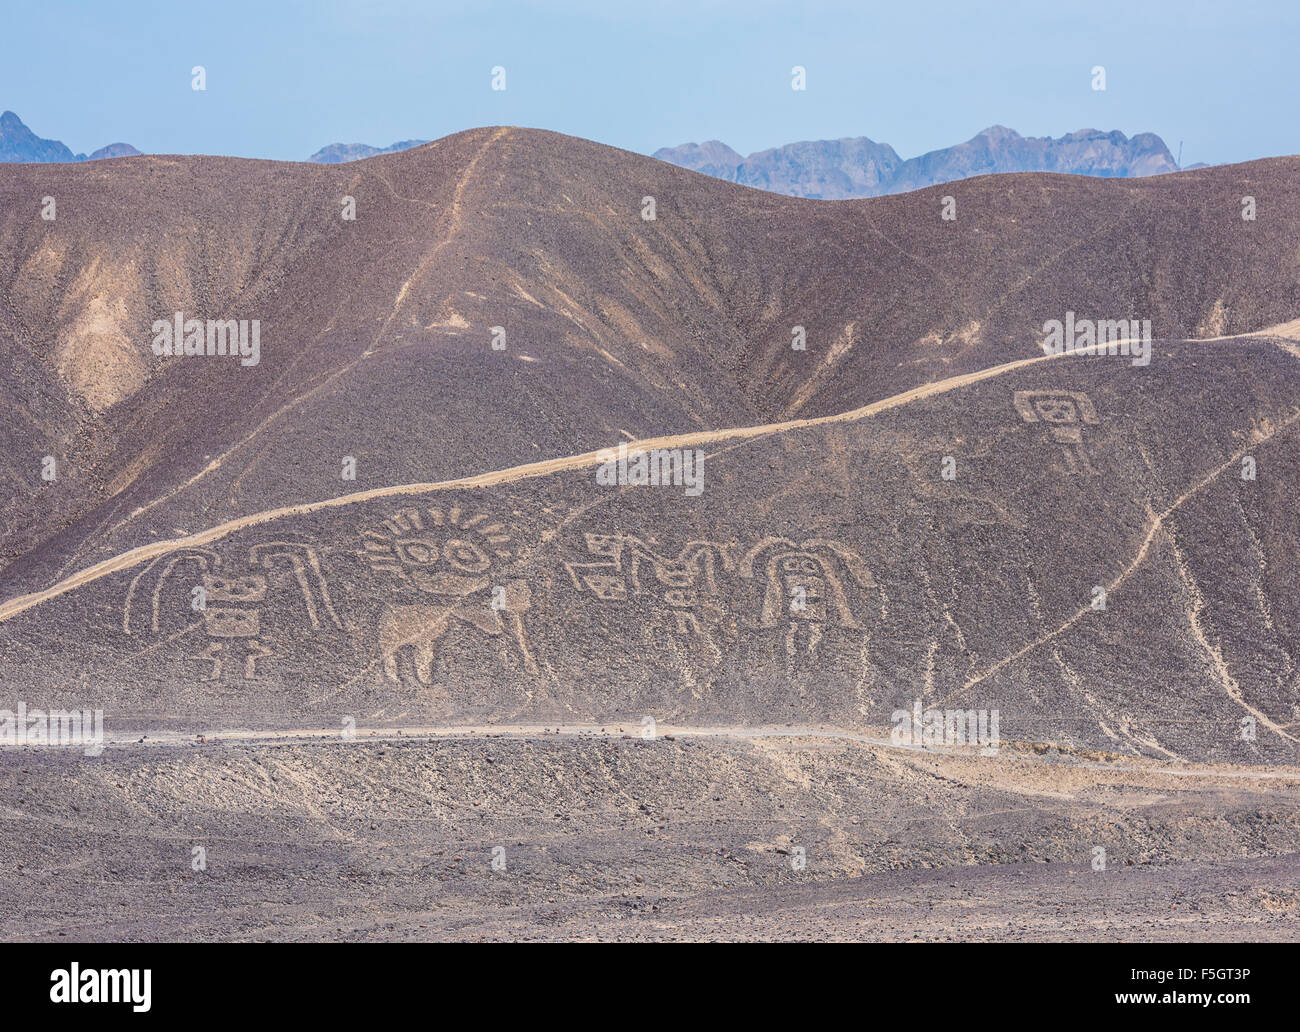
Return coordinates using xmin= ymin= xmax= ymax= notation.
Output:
xmin=1 ymin=128 xmax=1299 ymax=599
xmin=3 ymin=320 xmax=1300 ymax=766
xmin=0 ymin=130 xmax=1299 ymax=758
xmin=3 ymin=128 xmax=1300 ymax=942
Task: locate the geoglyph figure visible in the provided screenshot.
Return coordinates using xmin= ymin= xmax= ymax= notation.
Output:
xmin=563 ymin=532 xmax=878 ymax=659
xmin=360 ymin=505 xmax=537 ymax=683
xmin=739 ymin=537 xmax=877 ymax=657
xmin=563 ymin=532 xmax=730 ymax=636
xmin=1013 ymin=389 xmax=1100 ymax=473
xmin=123 ymin=542 xmax=342 ymax=681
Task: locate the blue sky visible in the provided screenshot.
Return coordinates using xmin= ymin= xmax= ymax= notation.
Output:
xmin=2 ymin=0 xmax=1294 ymax=166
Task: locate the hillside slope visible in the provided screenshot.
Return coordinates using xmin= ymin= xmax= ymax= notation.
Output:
xmin=2 ymin=326 xmax=1299 ymax=763
xmin=2 ymin=128 xmax=1298 ymax=597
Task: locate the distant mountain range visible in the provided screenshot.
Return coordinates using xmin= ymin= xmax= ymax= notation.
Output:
xmin=0 ymin=110 xmax=140 ymax=163
xmin=654 ymin=126 xmax=1192 ymax=198
xmin=0 ymin=112 xmax=1201 ymax=197
xmin=308 ymin=127 xmax=1191 ymax=194
xmin=308 ymin=139 xmax=431 ymax=163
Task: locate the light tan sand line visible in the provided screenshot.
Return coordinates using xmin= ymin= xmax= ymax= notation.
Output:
xmin=3 ymin=329 xmax=1295 ymax=626
xmin=939 ymin=397 xmax=1300 ymax=713
xmin=18 ymin=721 xmax=1300 ymax=782
xmin=0 ymin=349 xmax=1075 ymax=624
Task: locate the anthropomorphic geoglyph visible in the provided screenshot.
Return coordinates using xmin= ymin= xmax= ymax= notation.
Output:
xmin=739 ymin=537 xmax=877 ymax=657
xmin=360 ymin=505 xmax=538 ymax=683
xmin=123 ymin=542 xmax=342 ymax=681
xmin=1013 ymin=390 xmax=1100 ymax=473
xmin=563 ymin=532 xmax=730 ymax=638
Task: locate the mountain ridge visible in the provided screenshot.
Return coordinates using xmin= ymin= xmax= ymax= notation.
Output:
xmin=0 ymin=110 xmax=140 ymax=163
xmin=308 ymin=139 xmax=432 ymax=163
xmin=655 ymin=125 xmax=1183 ymax=198
xmin=0 ymin=112 xmax=1205 ymax=199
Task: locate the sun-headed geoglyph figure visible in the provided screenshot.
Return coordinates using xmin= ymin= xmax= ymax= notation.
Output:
xmin=360 ymin=504 xmax=537 ymax=683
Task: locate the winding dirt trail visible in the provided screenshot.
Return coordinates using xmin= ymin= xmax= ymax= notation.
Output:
xmin=110 ymin=128 xmax=513 ymax=536
xmin=3 ymin=327 xmax=1298 ymax=631
xmin=0 ymin=346 xmax=1073 ymax=624
xmin=11 ymin=720 xmax=1300 ymax=783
